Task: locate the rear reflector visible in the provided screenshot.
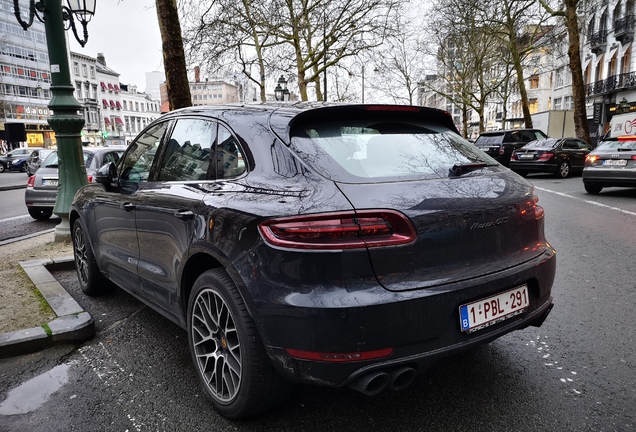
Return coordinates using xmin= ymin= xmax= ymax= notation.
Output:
xmin=258 ymin=210 xmax=416 ymax=250
xmin=286 ymin=347 xmax=393 ymax=362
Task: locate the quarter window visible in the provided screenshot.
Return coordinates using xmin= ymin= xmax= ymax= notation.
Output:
xmin=216 ymin=125 xmax=245 ymax=179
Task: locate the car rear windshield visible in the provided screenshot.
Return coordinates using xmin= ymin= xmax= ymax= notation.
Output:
xmin=597 ymin=139 xmax=636 ymax=150
xmin=42 ymin=151 xmax=90 ymax=168
xmin=474 ymin=134 xmax=505 ymax=146
xmin=289 ymin=113 xmax=497 ymax=182
xmin=524 ymin=139 xmax=559 ymax=149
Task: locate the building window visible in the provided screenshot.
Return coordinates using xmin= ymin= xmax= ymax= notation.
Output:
xmin=90 ymin=66 xmax=95 ymax=79
xmin=530 ymin=75 xmax=539 ymax=89
xmin=564 ymin=96 xmax=573 ymax=110
xmin=529 ymin=98 xmax=539 ymax=114
xmin=73 ymin=62 xmax=79 ymax=76
xmin=555 ymin=68 xmax=564 ymax=88
xmin=82 ymin=64 xmax=88 ymax=77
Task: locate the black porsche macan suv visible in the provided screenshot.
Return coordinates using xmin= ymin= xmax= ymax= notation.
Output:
xmin=70 ymin=103 xmax=556 ymax=418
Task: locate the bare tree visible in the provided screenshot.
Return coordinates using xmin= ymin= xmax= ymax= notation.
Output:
xmin=156 ymin=0 xmax=191 ymax=110
xmin=538 ymin=0 xmax=592 ymax=144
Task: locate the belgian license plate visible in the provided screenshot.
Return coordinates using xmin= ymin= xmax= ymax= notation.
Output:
xmin=459 ymin=285 xmax=529 ymax=333
xmin=42 ymin=179 xmax=58 ymax=186
xmin=603 ymin=159 xmax=627 ymax=166
xmin=519 ymin=154 xmax=534 ymax=159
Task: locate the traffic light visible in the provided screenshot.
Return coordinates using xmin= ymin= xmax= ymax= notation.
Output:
xmin=102 ymin=131 xmax=108 ymax=139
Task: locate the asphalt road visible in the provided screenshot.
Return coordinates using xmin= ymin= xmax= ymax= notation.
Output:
xmin=0 ymin=174 xmax=635 ymax=431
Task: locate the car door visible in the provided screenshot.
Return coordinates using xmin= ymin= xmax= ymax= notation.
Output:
xmin=563 ymin=139 xmax=589 ymax=170
xmin=92 ymin=122 xmax=169 ymax=294
xmin=135 ymin=118 xmax=216 ymax=313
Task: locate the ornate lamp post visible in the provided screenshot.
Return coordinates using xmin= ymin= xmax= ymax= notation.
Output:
xmin=274 ymin=75 xmax=290 ymax=101
xmin=13 ymin=0 xmax=96 ymax=241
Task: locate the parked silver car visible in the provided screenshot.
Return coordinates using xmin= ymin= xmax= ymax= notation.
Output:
xmin=582 ymin=136 xmax=636 ymax=194
xmin=25 ymin=146 xmax=125 ymax=220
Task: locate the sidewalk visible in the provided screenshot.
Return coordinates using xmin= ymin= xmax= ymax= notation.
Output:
xmin=0 ymin=234 xmax=94 ymax=358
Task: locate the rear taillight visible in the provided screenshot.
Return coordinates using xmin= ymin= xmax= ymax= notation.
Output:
xmin=87 ymin=175 xmax=94 ymax=183
xmin=632 ymin=155 xmax=636 ymax=160
xmin=286 ymin=347 xmax=393 ymax=362
xmin=258 ymin=210 xmax=417 ymax=250
xmin=538 ymin=152 xmax=554 ymax=161
xmin=511 ymin=151 xmax=518 ymax=161
xmin=498 ymin=146 xmax=505 ymax=155
xmin=27 ymin=175 xmax=35 ymax=187
xmin=586 ymin=155 xmax=599 ymax=164
xmin=532 ymin=192 xmax=544 ymax=219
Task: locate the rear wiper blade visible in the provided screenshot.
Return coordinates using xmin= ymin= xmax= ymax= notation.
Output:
xmin=448 ymin=163 xmax=489 ymax=177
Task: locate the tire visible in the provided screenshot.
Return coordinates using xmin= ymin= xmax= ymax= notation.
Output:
xmin=556 ymin=160 xmax=570 ymax=178
xmin=28 ymin=208 xmax=52 ymax=220
xmin=188 ymin=269 xmax=293 ymax=419
xmin=584 ymin=182 xmax=603 ymax=194
xmin=72 ymin=218 xmax=112 ymax=296
xmin=0 ymin=163 xmax=5 ymax=173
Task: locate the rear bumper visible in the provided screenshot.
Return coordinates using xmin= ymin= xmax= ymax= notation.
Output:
xmin=25 ymin=188 xmax=57 ymax=208
xmin=235 ymin=246 xmax=556 ymax=387
xmin=510 ymin=161 xmax=557 ymax=174
xmin=582 ymin=168 xmax=636 ymax=186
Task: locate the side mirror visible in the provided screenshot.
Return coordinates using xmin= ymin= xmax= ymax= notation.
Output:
xmin=94 ymin=162 xmax=118 ymax=185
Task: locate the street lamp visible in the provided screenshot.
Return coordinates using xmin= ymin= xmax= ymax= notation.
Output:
xmin=13 ymin=0 xmax=96 ymax=241
xmin=619 ymin=97 xmax=630 ymax=113
xmin=275 ymin=75 xmax=290 ymax=101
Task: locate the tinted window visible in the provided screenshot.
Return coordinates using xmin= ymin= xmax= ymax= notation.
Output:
xmin=120 ymin=122 xmax=169 ymax=182
xmin=474 ymin=134 xmax=504 ymax=145
xmin=290 ymin=119 xmax=496 ymax=182
xmin=158 ymin=119 xmax=215 ymax=181
xmin=216 ymin=125 xmax=246 ymax=179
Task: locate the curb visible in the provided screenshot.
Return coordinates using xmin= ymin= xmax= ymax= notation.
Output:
xmin=0 ymin=184 xmax=27 ymax=191
xmin=0 ymin=256 xmax=94 ymax=358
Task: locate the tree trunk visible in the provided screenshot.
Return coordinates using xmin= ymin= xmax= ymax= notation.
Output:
xmin=156 ymin=0 xmax=191 ymax=110
xmin=565 ymin=0 xmax=591 ymax=143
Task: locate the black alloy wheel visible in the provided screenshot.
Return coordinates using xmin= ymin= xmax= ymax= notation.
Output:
xmin=0 ymin=163 xmax=5 ymax=173
xmin=557 ymin=160 xmax=570 ymax=178
xmin=72 ymin=219 xmax=112 ymax=296
xmin=187 ymin=269 xmax=293 ymax=419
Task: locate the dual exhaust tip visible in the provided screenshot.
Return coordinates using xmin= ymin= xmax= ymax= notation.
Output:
xmin=348 ymin=366 xmax=418 ymax=396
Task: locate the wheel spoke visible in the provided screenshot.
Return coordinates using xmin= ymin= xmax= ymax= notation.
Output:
xmin=191 ymin=288 xmax=242 ymax=402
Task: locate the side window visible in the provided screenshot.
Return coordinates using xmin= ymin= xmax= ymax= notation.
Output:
xmin=158 ymin=119 xmax=215 ymax=181
xmin=120 ymin=122 xmax=169 ymax=183
xmin=216 ymin=125 xmax=246 ymax=179
xmin=563 ymin=140 xmax=577 ymax=150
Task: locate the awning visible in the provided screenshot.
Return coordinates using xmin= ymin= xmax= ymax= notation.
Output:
xmin=104 ymin=117 xmax=111 ymax=125
xmin=109 ymin=100 xmax=116 ymax=108
xmin=100 ymin=82 xmax=106 ymax=90
xmin=102 ymin=99 xmax=108 ymax=107
xmin=115 ymin=117 xmax=124 ymax=125
xmin=108 ymin=83 xmax=114 ymax=91
xmin=116 ymin=101 xmax=122 ymax=109
xmin=114 ymin=85 xmax=120 ymax=92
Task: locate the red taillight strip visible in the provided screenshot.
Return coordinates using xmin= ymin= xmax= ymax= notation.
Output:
xmin=27 ymin=175 xmax=35 ymax=187
xmin=258 ymin=210 xmax=416 ymax=250
xmin=286 ymin=347 xmax=393 ymax=362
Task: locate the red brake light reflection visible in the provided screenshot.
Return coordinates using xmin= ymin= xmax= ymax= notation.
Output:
xmin=259 ymin=210 xmax=417 ymax=250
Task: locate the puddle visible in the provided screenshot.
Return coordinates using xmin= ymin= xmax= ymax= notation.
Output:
xmin=0 ymin=364 xmax=71 ymax=415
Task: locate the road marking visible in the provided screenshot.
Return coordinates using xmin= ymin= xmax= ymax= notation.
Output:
xmin=0 ymin=214 xmax=29 ymax=223
xmin=535 ymin=186 xmax=636 ymax=217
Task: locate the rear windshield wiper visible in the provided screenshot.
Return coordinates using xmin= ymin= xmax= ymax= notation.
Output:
xmin=45 ymin=164 xmax=59 ymax=168
xmin=448 ymin=163 xmax=489 ymax=177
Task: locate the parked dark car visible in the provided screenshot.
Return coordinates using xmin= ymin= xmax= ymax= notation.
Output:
xmin=509 ymin=138 xmax=593 ymax=178
xmin=582 ymin=135 xmax=636 ymax=193
xmin=25 ymin=146 xmax=125 ymax=220
xmin=25 ymin=148 xmax=55 ymax=176
xmin=70 ymin=104 xmax=556 ymax=418
xmin=0 ymin=147 xmax=43 ymax=173
xmin=474 ymin=129 xmax=549 ymax=166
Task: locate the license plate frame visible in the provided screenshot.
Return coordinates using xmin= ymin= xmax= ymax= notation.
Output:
xmin=459 ymin=285 xmax=529 ymax=333
xmin=603 ymin=159 xmax=627 ymax=166
xmin=42 ymin=179 xmax=58 ymax=187
xmin=518 ymin=153 xmax=534 ymax=159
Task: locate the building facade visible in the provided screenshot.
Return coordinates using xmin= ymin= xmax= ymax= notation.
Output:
xmin=0 ymin=0 xmax=54 ymax=149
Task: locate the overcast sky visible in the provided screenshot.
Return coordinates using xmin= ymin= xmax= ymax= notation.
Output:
xmin=68 ymin=0 xmax=164 ymax=92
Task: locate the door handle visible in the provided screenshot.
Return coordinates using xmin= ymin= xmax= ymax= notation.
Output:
xmin=121 ymin=202 xmax=135 ymax=211
xmin=174 ymin=210 xmax=194 ymax=221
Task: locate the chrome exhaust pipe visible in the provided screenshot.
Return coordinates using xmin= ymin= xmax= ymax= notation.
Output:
xmin=388 ymin=366 xmax=417 ymax=391
xmin=347 ymin=371 xmax=391 ymax=396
